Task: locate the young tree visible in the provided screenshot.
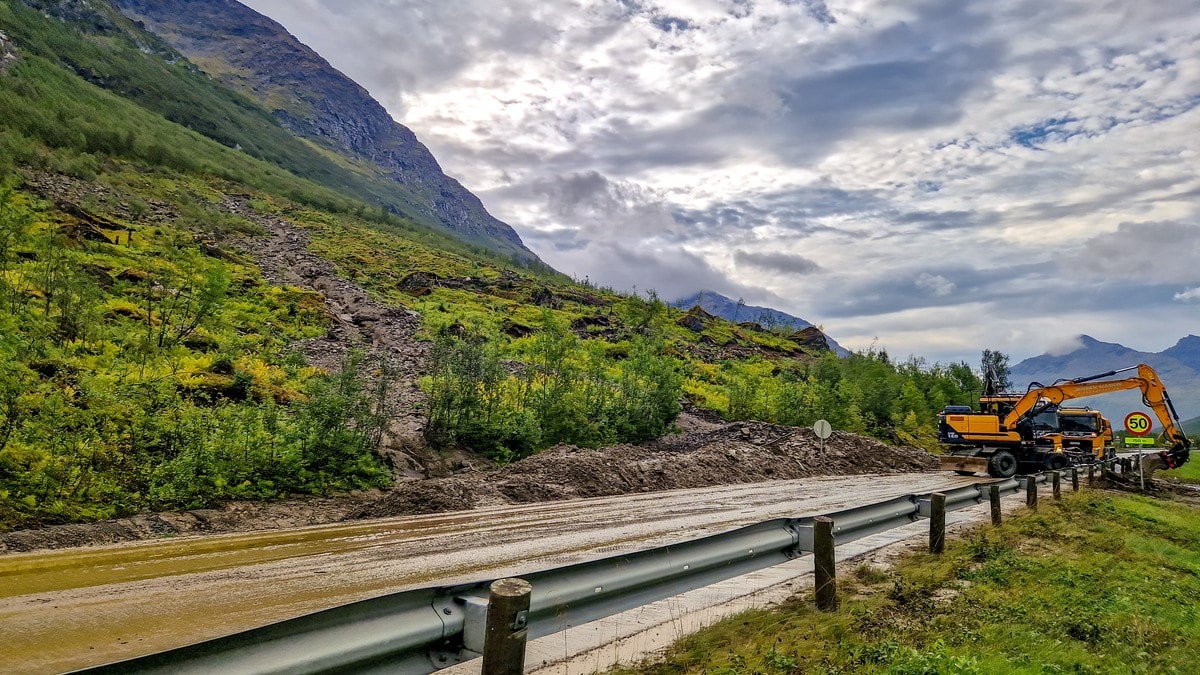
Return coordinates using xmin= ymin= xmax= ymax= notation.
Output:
xmin=980 ymin=349 xmax=1012 ymax=394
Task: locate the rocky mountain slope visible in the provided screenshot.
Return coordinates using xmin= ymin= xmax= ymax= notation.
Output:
xmin=674 ymin=290 xmax=849 ymax=355
xmin=1009 ymin=334 xmax=1200 ymax=422
xmin=109 ymin=0 xmax=534 ymax=263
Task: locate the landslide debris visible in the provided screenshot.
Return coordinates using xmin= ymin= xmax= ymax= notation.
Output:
xmin=1 ymin=415 xmax=937 ymax=552
xmin=351 ymin=414 xmax=938 ymax=519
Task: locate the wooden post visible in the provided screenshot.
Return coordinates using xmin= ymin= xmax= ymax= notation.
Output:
xmin=1088 ymin=464 xmax=1095 ymax=487
xmin=1052 ymin=471 xmax=1062 ymax=501
xmin=929 ymin=493 xmax=946 ymax=554
xmin=1025 ymin=476 xmax=1037 ymax=510
xmin=1071 ymin=468 xmax=1080 ymax=492
xmin=989 ymin=485 xmax=1002 ymax=526
xmin=814 ymin=516 xmax=838 ymax=611
xmin=482 ymin=578 xmax=533 ymax=675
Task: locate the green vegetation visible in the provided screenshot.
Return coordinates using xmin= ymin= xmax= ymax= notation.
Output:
xmin=0 ymin=184 xmax=389 ymax=529
xmin=688 ymin=352 xmax=981 ymax=450
xmin=615 ymin=491 xmax=1200 ymax=674
xmin=424 ymin=315 xmax=682 ymax=461
xmin=0 ymin=1 xmax=552 ymax=266
xmin=1162 ymin=459 xmax=1200 ymax=483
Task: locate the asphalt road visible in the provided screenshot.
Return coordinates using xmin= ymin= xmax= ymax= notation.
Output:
xmin=0 ymin=472 xmax=986 ymax=674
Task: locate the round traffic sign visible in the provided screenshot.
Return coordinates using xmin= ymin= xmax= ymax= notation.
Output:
xmin=813 ymin=419 xmax=833 ymax=440
xmin=1123 ymin=411 xmax=1152 ymax=436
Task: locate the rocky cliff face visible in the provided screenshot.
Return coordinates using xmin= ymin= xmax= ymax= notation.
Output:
xmin=110 ymin=0 xmax=535 ymax=261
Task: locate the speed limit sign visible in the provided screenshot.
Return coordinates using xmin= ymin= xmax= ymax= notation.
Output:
xmin=1123 ymin=412 xmax=1152 ymax=436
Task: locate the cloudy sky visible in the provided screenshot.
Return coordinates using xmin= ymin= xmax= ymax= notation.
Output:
xmin=240 ymin=0 xmax=1200 ymax=365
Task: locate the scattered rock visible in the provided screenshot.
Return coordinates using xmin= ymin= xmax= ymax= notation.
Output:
xmin=793 ymin=326 xmax=832 ymax=352
xmin=529 ymin=287 xmax=561 ymax=308
xmin=0 ymin=30 xmax=18 ymax=75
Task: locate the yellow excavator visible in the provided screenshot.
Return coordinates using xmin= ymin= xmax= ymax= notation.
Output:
xmin=938 ymin=364 xmax=1191 ymax=477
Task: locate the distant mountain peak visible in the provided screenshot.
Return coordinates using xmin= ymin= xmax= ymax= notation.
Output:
xmin=671 ymin=290 xmax=849 ymax=356
xmin=1011 ymin=333 xmax=1200 ymax=420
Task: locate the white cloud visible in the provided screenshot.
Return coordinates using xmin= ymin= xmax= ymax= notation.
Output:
xmin=915 ymin=273 xmax=955 ymax=297
xmin=241 ymin=0 xmax=1200 ymax=364
xmin=1175 ymin=287 xmax=1200 ymax=302
xmin=1045 ymin=335 xmax=1085 ymax=356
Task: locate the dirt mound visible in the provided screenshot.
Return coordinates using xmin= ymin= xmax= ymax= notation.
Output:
xmin=352 ymin=417 xmax=937 ymax=519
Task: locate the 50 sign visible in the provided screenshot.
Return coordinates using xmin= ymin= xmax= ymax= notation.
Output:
xmin=1123 ymin=412 xmax=1153 ymax=436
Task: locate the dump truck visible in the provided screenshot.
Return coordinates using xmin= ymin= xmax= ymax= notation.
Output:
xmin=938 ymin=364 xmax=1190 ymax=477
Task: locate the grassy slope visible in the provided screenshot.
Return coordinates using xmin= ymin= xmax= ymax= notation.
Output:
xmin=616 ymin=491 xmax=1200 ymax=674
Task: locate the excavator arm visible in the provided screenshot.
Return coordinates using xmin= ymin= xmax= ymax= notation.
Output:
xmin=1003 ymin=364 xmax=1190 ymax=467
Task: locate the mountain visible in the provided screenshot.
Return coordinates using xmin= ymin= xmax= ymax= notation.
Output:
xmin=20 ymin=0 xmax=537 ymax=263
xmin=672 ymin=290 xmax=850 ymax=356
xmin=1008 ymin=335 xmax=1200 ymax=423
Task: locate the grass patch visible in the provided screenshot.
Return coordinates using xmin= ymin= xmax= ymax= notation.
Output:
xmin=614 ymin=492 xmax=1200 ymax=674
xmin=1161 ymin=459 xmax=1200 ymax=483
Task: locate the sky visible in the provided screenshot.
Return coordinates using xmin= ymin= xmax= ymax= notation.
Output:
xmin=240 ymin=0 xmax=1200 ymax=365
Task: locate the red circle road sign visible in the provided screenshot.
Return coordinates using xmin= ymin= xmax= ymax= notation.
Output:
xmin=1123 ymin=412 xmax=1153 ymax=436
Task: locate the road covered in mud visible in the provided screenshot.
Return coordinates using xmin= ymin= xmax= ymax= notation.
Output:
xmin=0 ymin=472 xmax=987 ymax=674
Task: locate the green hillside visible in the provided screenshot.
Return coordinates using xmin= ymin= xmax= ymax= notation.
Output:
xmin=0 ymin=0 xmax=540 ymax=262
xmin=0 ymin=1 xmax=986 ymax=530
xmin=1183 ymin=415 xmax=1200 ymax=438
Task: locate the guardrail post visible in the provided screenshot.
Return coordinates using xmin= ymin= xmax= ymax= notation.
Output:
xmin=1052 ymin=471 xmax=1062 ymax=501
xmin=989 ymin=485 xmax=1002 ymax=526
xmin=1025 ymin=476 xmax=1037 ymax=510
xmin=482 ymin=578 xmax=532 ymax=675
xmin=814 ymin=516 xmax=838 ymax=611
xmin=1071 ymin=468 xmax=1079 ymax=492
xmin=929 ymin=493 xmax=946 ymax=554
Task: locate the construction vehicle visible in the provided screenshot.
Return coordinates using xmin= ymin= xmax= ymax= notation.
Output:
xmin=938 ymin=364 xmax=1191 ymax=477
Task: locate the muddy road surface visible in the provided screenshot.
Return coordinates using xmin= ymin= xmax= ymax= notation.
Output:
xmin=0 ymin=472 xmax=986 ymax=674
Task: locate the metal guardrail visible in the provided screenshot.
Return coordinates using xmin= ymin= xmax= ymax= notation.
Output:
xmin=82 ymin=464 xmax=1110 ymax=675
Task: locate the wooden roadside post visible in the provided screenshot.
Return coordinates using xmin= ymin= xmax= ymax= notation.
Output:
xmin=1071 ymin=468 xmax=1080 ymax=492
xmin=989 ymin=485 xmax=1002 ymax=526
xmin=482 ymin=578 xmax=533 ymax=675
xmin=930 ymin=493 xmax=946 ymax=554
xmin=814 ymin=516 xmax=838 ymax=611
xmin=1088 ymin=464 xmax=1095 ymax=487
xmin=1025 ymin=476 xmax=1038 ymax=510
xmin=1052 ymin=471 xmax=1062 ymax=501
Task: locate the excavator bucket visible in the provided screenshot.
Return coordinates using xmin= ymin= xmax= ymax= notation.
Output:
xmin=939 ymin=454 xmax=989 ymax=475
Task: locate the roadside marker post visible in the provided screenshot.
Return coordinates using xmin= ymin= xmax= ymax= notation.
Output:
xmin=929 ymin=493 xmax=946 ymax=554
xmin=482 ymin=578 xmax=532 ymax=675
xmin=814 ymin=516 xmax=838 ymax=611
xmin=989 ymin=485 xmax=1002 ymax=526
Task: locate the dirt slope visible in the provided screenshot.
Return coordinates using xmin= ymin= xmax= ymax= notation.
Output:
xmin=353 ymin=416 xmax=937 ymax=518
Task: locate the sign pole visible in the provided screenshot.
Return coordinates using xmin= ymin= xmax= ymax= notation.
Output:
xmin=1122 ymin=411 xmax=1153 ymax=492
xmin=813 ymin=419 xmax=832 ymax=453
